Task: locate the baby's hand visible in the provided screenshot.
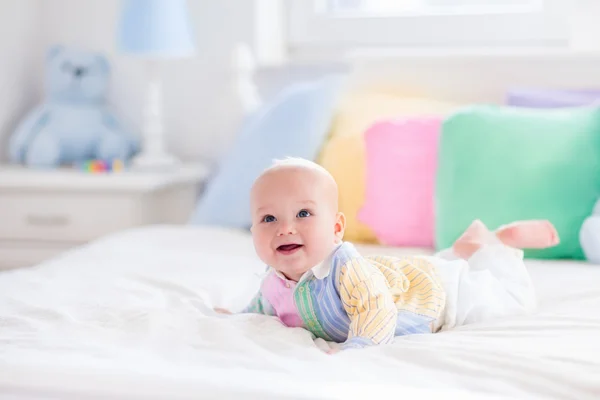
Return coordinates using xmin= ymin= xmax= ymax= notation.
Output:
xmin=326 ymin=348 xmax=340 ymax=355
xmin=214 ymin=307 xmax=232 ymax=315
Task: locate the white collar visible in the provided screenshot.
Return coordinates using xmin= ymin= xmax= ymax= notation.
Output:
xmin=271 ymin=242 xmax=343 ymax=282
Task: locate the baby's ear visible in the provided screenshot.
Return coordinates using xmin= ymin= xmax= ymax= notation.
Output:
xmin=334 ymin=212 xmax=346 ymax=241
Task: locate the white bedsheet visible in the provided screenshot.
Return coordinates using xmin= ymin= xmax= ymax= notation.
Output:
xmin=1 ymin=225 xmax=599 ymax=399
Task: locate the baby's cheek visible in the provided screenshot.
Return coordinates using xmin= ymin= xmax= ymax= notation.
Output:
xmin=253 ymin=233 xmax=271 ymax=259
xmin=312 ymin=231 xmax=337 ymax=259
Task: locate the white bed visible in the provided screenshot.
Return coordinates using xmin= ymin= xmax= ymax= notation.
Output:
xmin=1 ymin=225 xmax=599 ymax=399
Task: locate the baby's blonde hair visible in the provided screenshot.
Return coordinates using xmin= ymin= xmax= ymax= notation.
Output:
xmin=263 ymin=157 xmax=333 ymax=180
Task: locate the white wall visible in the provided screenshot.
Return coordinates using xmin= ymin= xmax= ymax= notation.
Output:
xmin=0 ymin=0 xmax=40 ymax=163
xmin=348 ymin=50 xmax=600 ymax=104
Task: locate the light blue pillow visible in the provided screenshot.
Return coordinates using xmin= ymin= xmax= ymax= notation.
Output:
xmin=189 ymin=75 xmax=343 ymax=228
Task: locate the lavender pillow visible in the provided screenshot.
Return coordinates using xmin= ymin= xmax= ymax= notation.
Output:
xmin=507 ymin=88 xmax=600 ymax=108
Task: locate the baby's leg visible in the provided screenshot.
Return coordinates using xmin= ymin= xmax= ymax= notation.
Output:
xmin=495 ymin=220 xmax=559 ymax=249
xmin=449 ymin=243 xmax=536 ymax=329
xmin=438 ymin=219 xmax=521 ymax=260
xmin=439 ymin=219 xmax=556 ymax=261
xmin=451 ymin=220 xmax=494 ymax=260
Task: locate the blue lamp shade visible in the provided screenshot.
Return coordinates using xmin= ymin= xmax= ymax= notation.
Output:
xmin=117 ymin=0 xmax=196 ymax=57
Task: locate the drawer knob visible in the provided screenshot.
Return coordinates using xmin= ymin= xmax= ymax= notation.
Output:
xmin=25 ymin=214 xmax=70 ymax=227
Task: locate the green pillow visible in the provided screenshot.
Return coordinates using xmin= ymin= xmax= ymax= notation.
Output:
xmin=435 ymin=105 xmax=600 ymax=259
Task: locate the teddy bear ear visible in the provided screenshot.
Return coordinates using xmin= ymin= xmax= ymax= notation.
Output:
xmin=95 ymin=54 xmax=110 ymax=73
xmin=47 ymin=45 xmax=64 ymax=61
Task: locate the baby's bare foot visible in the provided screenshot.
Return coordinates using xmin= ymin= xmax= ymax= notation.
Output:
xmin=452 ymin=219 xmax=492 ymax=259
xmin=495 ymin=220 xmax=560 ymax=249
xmin=214 ymin=307 xmax=232 ymax=315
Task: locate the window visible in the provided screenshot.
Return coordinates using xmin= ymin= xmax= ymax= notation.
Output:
xmin=288 ymin=0 xmax=572 ymax=50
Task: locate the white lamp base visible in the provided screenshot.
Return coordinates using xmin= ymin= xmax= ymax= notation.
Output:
xmin=132 ymin=61 xmax=180 ymax=172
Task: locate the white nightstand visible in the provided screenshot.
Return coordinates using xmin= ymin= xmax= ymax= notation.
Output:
xmin=0 ymin=164 xmax=210 ymax=270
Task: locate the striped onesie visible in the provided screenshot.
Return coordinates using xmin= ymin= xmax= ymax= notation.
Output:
xmin=242 ymin=239 xmax=537 ymax=350
xmin=242 ymin=242 xmax=447 ymax=350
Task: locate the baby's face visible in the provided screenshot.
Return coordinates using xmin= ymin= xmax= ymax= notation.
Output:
xmin=250 ymin=167 xmax=344 ymax=281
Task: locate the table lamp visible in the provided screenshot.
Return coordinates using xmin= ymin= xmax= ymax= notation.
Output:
xmin=117 ymin=0 xmax=196 ymax=170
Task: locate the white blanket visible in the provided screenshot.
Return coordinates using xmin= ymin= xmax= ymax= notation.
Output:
xmin=1 ymin=226 xmax=599 ymax=399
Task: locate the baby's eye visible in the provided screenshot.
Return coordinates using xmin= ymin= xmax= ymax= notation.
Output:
xmin=262 ymin=215 xmax=276 ymax=223
xmin=297 ymin=209 xmax=311 ymax=218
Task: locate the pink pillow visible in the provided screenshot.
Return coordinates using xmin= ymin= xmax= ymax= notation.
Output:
xmin=358 ymin=118 xmax=442 ymax=247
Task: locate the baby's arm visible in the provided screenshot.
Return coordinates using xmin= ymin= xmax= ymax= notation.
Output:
xmin=214 ymin=291 xmax=275 ymax=315
xmin=339 ymin=260 xmax=397 ymax=350
xmin=216 ymin=270 xmax=276 ymax=316
xmin=240 ymin=290 xmax=276 ymax=316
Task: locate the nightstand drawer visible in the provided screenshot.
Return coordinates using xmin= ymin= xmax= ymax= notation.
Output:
xmin=0 ymin=240 xmax=74 ymax=270
xmin=0 ymin=193 xmax=139 ymax=242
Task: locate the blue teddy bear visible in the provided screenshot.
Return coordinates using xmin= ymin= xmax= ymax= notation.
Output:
xmin=9 ymin=45 xmax=138 ymax=168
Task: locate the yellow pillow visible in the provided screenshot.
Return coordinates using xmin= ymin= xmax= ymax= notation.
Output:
xmin=318 ymin=90 xmax=463 ymax=244
xmin=320 ymin=132 xmax=376 ymax=243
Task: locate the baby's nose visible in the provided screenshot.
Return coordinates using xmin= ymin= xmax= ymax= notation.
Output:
xmin=277 ymin=222 xmax=296 ymax=236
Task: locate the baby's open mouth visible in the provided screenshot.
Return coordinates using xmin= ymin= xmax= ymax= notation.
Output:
xmin=277 ymin=244 xmax=303 ymax=255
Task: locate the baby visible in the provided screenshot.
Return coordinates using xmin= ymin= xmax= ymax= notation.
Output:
xmin=217 ymin=158 xmax=559 ymax=352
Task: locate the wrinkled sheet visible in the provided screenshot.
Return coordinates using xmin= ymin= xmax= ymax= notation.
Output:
xmin=1 ymin=226 xmax=599 ymax=399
